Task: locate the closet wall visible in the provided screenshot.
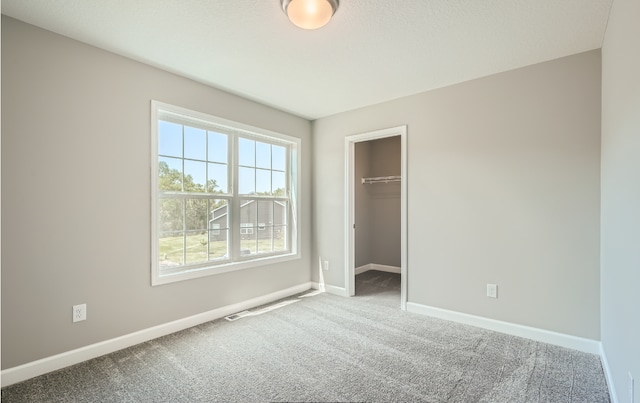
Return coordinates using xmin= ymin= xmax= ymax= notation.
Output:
xmin=355 ymin=136 xmax=401 ymax=269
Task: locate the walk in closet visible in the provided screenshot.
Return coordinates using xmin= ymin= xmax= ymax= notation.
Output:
xmin=354 ymin=135 xmax=402 ymax=293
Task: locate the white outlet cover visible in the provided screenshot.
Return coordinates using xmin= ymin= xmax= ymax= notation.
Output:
xmin=487 ymin=284 xmax=498 ymax=298
xmin=73 ymin=304 xmax=87 ymax=322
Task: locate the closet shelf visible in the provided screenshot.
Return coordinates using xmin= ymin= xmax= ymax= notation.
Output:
xmin=361 ymin=175 xmax=401 ymax=184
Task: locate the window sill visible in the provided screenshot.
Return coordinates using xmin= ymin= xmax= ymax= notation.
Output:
xmin=151 ymin=252 xmax=301 ymax=286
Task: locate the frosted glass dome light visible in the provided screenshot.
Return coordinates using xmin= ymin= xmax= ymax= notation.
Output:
xmin=281 ymin=0 xmax=339 ymax=30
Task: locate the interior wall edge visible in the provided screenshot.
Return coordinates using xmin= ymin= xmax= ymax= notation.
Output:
xmin=310 ymin=282 xmax=348 ymax=297
xmin=599 ymin=344 xmax=620 ymax=403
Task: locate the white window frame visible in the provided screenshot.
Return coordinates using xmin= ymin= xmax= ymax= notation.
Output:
xmin=151 ymin=101 xmax=301 ymax=286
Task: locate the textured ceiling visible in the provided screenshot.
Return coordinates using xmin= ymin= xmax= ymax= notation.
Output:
xmin=2 ymin=0 xmax=612 ymax=120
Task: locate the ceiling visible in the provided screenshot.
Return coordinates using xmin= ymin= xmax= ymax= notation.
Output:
xmin=2 ymin=0 xmax=613 ymax=120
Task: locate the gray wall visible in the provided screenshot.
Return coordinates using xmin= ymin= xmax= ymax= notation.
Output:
xmin=369 ymin=137 xmax=401 ymax=267
xmin=313 ymin=50 xmax=602 ymax=340
xmin=601 ymin=0 xmax=640 ymax=400
xmin=354 ymin=141 xmax=372 ymax=268
xmin=355 ymin=137 xmax=401 ymax=268
xmin=1 ymin=17 xmax=312 ymax=369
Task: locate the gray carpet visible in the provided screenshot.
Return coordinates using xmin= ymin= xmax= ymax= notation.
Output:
xmin=355 ymin=269 xmax=402 ymax=308
xmin=2 ymin=270 xmax=610 ymax=402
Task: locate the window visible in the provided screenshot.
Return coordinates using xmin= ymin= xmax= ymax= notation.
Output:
xmin=211 ymin=223 xmax=221 ymax=236
xmin=240 ymin=223 xmax=254 ymax=235
xmin=151 ymin=101 xmax=300 ymax=285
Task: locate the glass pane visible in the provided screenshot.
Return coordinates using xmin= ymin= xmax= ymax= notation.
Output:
xmin=207 ymin=163 xmax=228 ymax=193
xmin=272 ymin=171 xmax=286 ymax=196
xmin=208 ymin=199 xmax=229 ymax=260
xmin=241 ymin=199 xmax=257 ymax=227
xmin=159 ymin=198 xmax=184 ymax=233
xmin=158 ymin=157 xmax=183 ymax=191
xmin=185 ymin=230 xmax=208 ymax=265
xmin=208 ymin=131 xmax=227 ymax=164
xmin=257 ymin=200 xmax=274 ymax=254
xmin=257 ymin=200 xmax=273 ymax=226
xmin=208 ymin=229 xmax=228 ymax=260
xmin=209 ymin=199 xmax=229 ymax=224
xmin=256 ymin=169 xmax=271 ymax=195
xmin=159 ymin=231 xmax=184 ymax=268
xmin=184 ymin=126 xmax=206 ymax=161
xmin=158 ymin=197 xmax=184 ymax=267
xmin=240 ymin=198 xmax=257 ymax=255
xmin=258 ymin=230 xmax=273 ymax=254
xmin=240 ymin=230 xmax=257 ymax=256
xmin=184 ymin=160 xmax=207 ymax=192
xmin=273 ymin=200 xmax=287 ymax=226
xmin=239 ymin=167 xmax=255 ymax=194
xmin=158 ymin=120 xmax=182 ymax=158
xmin=273 ymin=226 xmax=287 ymax=252
xmin=238 ymin=137 xmax=255 ymax=167
xmin=256 ymin=141 xmax=271 ymax=169
xmin=272 ymin=145 xmax=286 ymax=171
xmin=185 ymin=198 xmax=208 ymax=231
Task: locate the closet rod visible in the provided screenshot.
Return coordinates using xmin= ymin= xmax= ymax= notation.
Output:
xmin=361 ymin=175 xmax=401 ymax=184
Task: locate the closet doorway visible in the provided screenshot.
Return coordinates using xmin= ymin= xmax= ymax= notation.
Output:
xmin=344 ymin=126 xmax=407 ymax=310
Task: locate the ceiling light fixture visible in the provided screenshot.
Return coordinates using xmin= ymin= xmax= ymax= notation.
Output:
xmin=281 ymin=0 xmax=339 ymax=30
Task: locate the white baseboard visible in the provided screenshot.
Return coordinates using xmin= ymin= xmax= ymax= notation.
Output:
xmin=1 ymin=282 xmax=313 ymax=387
xmin=599 ymin=343 xmax=619 ymax=403
xmin=311 ymin=281 xmax=348 ymax=297
xmin=406 ymin=302 xmax=601 ymax=354
xmin=355 ymin=263 xmax=401 ymax=275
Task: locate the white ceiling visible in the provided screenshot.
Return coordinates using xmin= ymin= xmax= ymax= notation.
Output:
xmin=2 ymin=0 xmax=612 ymax=120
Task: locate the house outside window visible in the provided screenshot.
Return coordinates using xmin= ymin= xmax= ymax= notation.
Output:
xmin=240 ymin=223 xmax=254 ymax=235
xmin=151 ymin=101 xmax=300 ymax=285
xmin=210 ymin=223 xmax=221 ymax=236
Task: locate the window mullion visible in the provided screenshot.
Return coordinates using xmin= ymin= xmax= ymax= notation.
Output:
xmin=182 ymin=125 xmax=187 ymax=266
xmin=286 ymin=145 xmax=291 ymax=252
xmin=182 ymin=197 xmax=187 ymax=266
xmin=231 ymin=134 xmax=241 ymax=261
xmin=206 ymin=199 xmax=210 ymax=261
xmin=252 ymin=140 xmax=258 ymax=254
xmin=205 ymin=129 xmax=210 ymax=261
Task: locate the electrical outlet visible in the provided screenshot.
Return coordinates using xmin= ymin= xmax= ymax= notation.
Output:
xmin=630 ymin=372 xmax=635 ymax=403
xmin=323 ymin=261 xmax=329 ymax=271
xmin=487 ymin=284 xmax=498 ymax=298
xmin=73 ymin=304 xmax=86 ymax=323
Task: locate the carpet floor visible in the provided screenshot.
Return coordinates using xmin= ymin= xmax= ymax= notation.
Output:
xmin=2 ymin=270 xmax=610 ymax=402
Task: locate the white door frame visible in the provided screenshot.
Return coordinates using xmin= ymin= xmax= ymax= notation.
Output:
xmin=344 ymin=125 xmax=408 ymax=310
